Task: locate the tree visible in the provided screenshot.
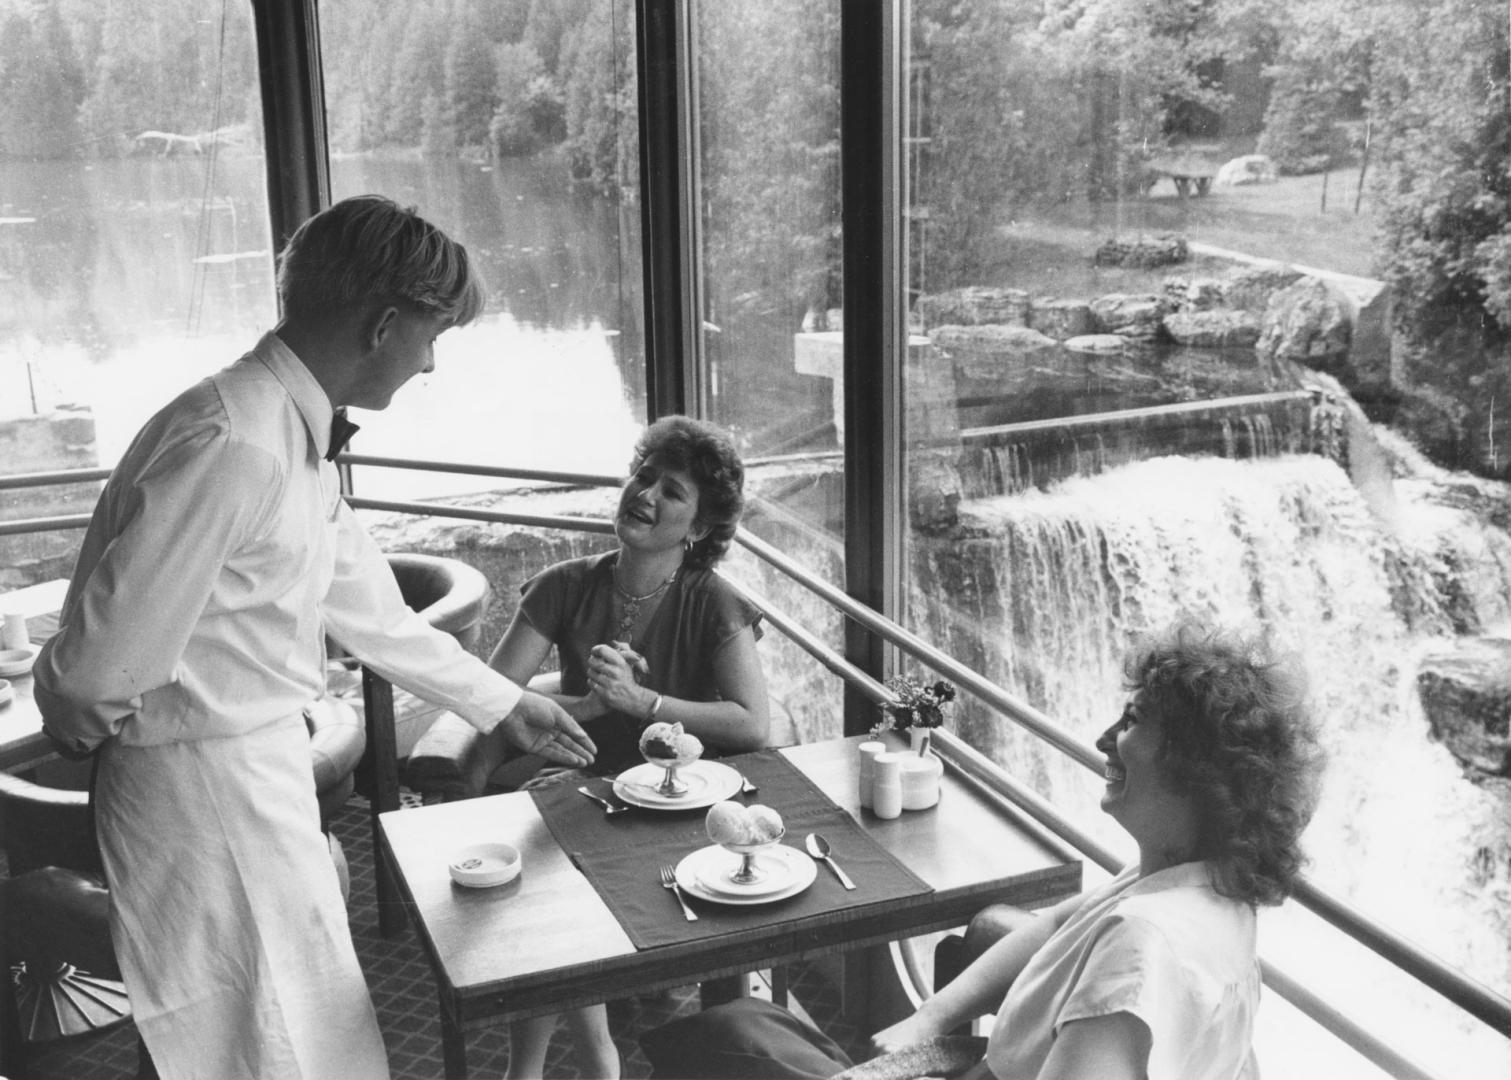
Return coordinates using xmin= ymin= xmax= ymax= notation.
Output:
xmin=0 ymin=12 xmax=87 ymax=159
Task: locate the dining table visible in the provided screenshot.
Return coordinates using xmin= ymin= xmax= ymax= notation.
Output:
xmin=377 ymin=733 xmax=1084 ymax=1078
xmin=0 ymin=578 xmax=68 ymax=771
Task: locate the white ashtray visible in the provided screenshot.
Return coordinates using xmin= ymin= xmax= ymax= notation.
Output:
xmin=0 ymin=679 xmax=11 ymax=707
xmin=448 ymin=842 xmax=522 ymax=889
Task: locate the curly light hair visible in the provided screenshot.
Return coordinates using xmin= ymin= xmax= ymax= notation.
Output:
xmin=630 ymin=416 xmax=745 ymax=570
xmin=1124 ymin=620 xmax=1326 ymax=907
xmin=277 ymin=195 xmax=485 ymax=326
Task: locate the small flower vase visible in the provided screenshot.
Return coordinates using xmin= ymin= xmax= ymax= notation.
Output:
xmin=900 ymin=728 xmax=943 ymax=810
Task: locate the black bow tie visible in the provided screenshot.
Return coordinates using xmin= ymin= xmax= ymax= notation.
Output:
xmin=326 ymin=408 xmax=360 ymax=461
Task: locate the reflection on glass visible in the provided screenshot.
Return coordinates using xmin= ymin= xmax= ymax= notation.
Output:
xmin=0 ymin=0 xmax=270 ymax=580
xmin=320 ymin=0 xmax=645 ymax=498
xmin=902 ymin=3 xmax=1510 ymax=1076
xmin=694 ymin=0 xmax=845 ymax=742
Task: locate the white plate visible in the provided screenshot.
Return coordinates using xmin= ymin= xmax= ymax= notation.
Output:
xmin=612 ymin=760 xmax=743 ymax=809
xmin=0 ymin=645 xmax=38 ymax=679
xmin=675 ymin=843 xmax=817 ymax=905
xmin=687 ymin=842 xmax=808 ymax=897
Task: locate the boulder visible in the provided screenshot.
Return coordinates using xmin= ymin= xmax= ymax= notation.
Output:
xmin=1089 ymin=293 xmax=1168 ymax=340
xmin=1093 ymin=234 xmax=1189 ymax=269
xmin=916 ymin=287 xmax=1030 ymax=329
xmin=1256 ymin=278 xmax=1351 ymax=366
xmin=1063 ymin=334 xmax=1128 ymax=355
xmin=1224 ymin=264 xmax=1305 ymax=313
xmin=1417 ymin=638 xmax=1511 ymax=779
xmin=1028 ymin=298 xmax=1094 ymax=340
xmin=929 ymin=323 xmax=1058 ymax=386
xmin=1215 ymin=154 xmax=1278 ymax=186
xmin=1162 ymin=276 xmax=1227 ymax=312
xmin=1163 ymin=309 xmax=1262 ymax=348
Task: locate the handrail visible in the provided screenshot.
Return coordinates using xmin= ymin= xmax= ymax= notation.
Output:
xmin=8 ymin=456 xmax=1511 ymax=1061
xmin=0 ymin=467 xmax=112 ymax=491
xmin=957 ymin=389 xmax=1317 ymax=442
xmin=0 ymin=514 xmax=92 ymax=537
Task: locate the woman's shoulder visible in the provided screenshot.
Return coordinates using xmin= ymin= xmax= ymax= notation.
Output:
xmin=526 ymin=550 xmax=616 ymax=591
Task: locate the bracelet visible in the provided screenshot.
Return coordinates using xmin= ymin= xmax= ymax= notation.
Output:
xmin=644 ymin=693 xmax=665 ymax=724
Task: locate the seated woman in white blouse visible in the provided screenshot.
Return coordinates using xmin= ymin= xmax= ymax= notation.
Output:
xmin=642 ymin=619 xmax=1326 ymax=1080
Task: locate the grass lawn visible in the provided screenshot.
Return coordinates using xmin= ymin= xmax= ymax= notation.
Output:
xmin=953 ymin=163 xmax=1379 ymax=301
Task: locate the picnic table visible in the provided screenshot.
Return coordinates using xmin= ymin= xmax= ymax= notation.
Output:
xmin=1144 ymin=155 xmax=1218 ymax=196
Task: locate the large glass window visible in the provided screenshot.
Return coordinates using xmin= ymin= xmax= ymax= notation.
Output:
xmin=319 ymin=0 xmax=645 ymax=500
xmin=901 ymin=1 xmax=1510 ymax=1074
xmin=1 ymin=0 xmax=270 ymax=584
xmin=691 ymin=1 xmax=846 ymax=741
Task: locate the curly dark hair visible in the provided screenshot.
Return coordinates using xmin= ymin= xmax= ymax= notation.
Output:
xmin=1123 ymin=620 xmax=1325 ymax=907
xmin=629 ymin=416 xmax=745 ymax=570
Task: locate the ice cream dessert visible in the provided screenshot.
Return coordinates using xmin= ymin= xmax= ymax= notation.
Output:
xmin=639 ymin=721 xmax=704 ymax=767
xmin=705 ymin=800 xmax=785 ymax=847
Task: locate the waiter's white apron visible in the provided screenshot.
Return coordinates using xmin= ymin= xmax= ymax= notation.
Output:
xmin=96 ymin=714 xmax=389 ymax=1080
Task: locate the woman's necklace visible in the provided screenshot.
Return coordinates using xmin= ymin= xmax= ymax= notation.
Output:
xmin=612 ymin=564 xmax=677 ymax=642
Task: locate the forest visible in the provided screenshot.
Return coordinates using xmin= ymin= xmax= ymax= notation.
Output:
xmin=4 ymin=0 xmax=1511 ymax=475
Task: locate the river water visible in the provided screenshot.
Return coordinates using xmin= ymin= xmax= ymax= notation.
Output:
xmin=0 ymin=154 xmax=646 ymax=496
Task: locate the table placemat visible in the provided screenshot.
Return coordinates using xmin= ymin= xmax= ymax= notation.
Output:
xmin=530 ymin=748 xmax=934 ymax=949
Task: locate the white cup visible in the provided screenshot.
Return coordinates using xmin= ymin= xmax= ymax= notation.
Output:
xmin=872 ymin=752 xmax=903 ymax=820
xmin=1 ymin=612 xmax=28 ymax=651
xmin=857 ymin=740 xmax=887 ymax=809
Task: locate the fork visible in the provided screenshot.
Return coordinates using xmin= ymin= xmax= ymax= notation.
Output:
xmin=738 ymin=772 xmax=758 ymax=795
xmin=660 ymin=865 xmax=698 ymax=921
xmin=578 ymin=786 xmax=630 ymax=815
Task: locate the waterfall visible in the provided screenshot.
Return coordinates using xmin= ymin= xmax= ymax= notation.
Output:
xmin=912 ymin=447 xmax=1511 ymax=1074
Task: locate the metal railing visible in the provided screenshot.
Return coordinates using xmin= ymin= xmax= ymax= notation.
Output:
xmin=7 ymin=455 xmax=1510 ymax=1075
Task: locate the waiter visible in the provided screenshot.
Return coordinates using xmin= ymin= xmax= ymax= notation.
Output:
xmin=33 ymin=195 xmax=596 ymax=1080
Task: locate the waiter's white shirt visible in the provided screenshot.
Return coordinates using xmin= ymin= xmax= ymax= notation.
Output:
xmin=35 ymin=331 xmax=521 ymax=750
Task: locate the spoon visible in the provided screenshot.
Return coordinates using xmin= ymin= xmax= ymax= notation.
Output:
xmin=577 ymin=786 xmax=631 ymax=815
xmin=804 ymin=833 xmax=856 ymax=890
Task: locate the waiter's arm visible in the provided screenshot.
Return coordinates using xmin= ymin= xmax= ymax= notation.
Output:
xmin=320 ymin=501 xmax=595 ymax=765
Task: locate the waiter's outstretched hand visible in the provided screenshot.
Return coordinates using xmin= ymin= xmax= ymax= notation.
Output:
xmin=499 ymin=689 xmax=598 ymax=766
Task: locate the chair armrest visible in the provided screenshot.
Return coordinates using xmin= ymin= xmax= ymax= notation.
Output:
xmin=404 ymin=672 xmax=562 ymax=801
xmin=306 ymin=697 xmax=366 ymax=797
xmin=0 ymin=771 xmax=96 ymax=877
xmin=933 ymin=903 xmax=1035 ymax=992
xmin=404 ymin=712 xmax=492 ymax=802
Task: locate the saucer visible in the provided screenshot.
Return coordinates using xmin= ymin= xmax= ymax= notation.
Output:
xmin=674 ymin=843 xmax=817 ymax=905
xmin=0 ymin=645 xmax=38 ymax=679
xmin=613 ymin=760 xmax=742 ymax=809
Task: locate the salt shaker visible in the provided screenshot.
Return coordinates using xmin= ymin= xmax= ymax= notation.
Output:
xmin=871 ymin=752 xmax=903 ymax=820
xmin=857 ymin=740 xmax=886 ymax=809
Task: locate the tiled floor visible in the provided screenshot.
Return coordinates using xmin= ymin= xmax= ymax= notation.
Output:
xmin=11 ymin=794 xmax=864 ymax=1079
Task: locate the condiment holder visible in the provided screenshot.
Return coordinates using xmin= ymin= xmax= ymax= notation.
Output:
xmin=858 ymin=739 xmax=943 ymax=813
xmin=0 ymin=678 xmax=12 ymax=708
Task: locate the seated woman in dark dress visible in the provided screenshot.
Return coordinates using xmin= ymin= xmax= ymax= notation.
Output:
xmin=491 ymin=415 xmax=769 ymax=1079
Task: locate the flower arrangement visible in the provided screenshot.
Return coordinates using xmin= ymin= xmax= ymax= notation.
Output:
xmin=873 ymin=674 xmax=957 ymax=754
